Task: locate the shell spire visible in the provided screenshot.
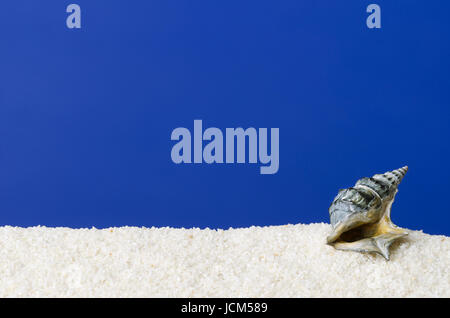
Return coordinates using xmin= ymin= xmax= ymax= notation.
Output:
xmin=395 ymin=165 xmax=408 ymax=181
xmin=386 ymin=165 xmax=408 ymax=184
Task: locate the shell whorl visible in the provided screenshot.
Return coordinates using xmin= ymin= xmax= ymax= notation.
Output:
xmin=354 ymin=166 xmax=408 ymax=201
xmin=328 ymin=166 xmax=408 ymax=237
xmin=372 ymin=165 xmax=408 ymax=188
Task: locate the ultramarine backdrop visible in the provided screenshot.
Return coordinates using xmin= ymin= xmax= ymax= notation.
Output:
xmin=0 ymin=1 xmax=449 ymax=235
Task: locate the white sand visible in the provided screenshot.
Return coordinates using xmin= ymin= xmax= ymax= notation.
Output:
xmin=0 ymin=223 xmax=448 ymax=297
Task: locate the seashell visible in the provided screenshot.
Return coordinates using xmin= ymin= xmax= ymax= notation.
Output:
xmin=327 ymin=166 xmax=409 ymax=260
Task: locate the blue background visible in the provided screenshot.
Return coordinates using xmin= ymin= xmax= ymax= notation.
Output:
xmin=1 ymin=1 xmax=449 ymax=235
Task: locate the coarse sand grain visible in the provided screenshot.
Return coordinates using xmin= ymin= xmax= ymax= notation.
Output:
xmin=0 ymin=223 xmax=448 ymax=297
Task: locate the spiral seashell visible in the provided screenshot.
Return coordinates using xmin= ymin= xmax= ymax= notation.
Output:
xmin=327 ymin=166 xmax=409 ymax=260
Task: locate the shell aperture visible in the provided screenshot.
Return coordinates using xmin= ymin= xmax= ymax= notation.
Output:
xmin=327 ymin=166 xmax=409 ymax=260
